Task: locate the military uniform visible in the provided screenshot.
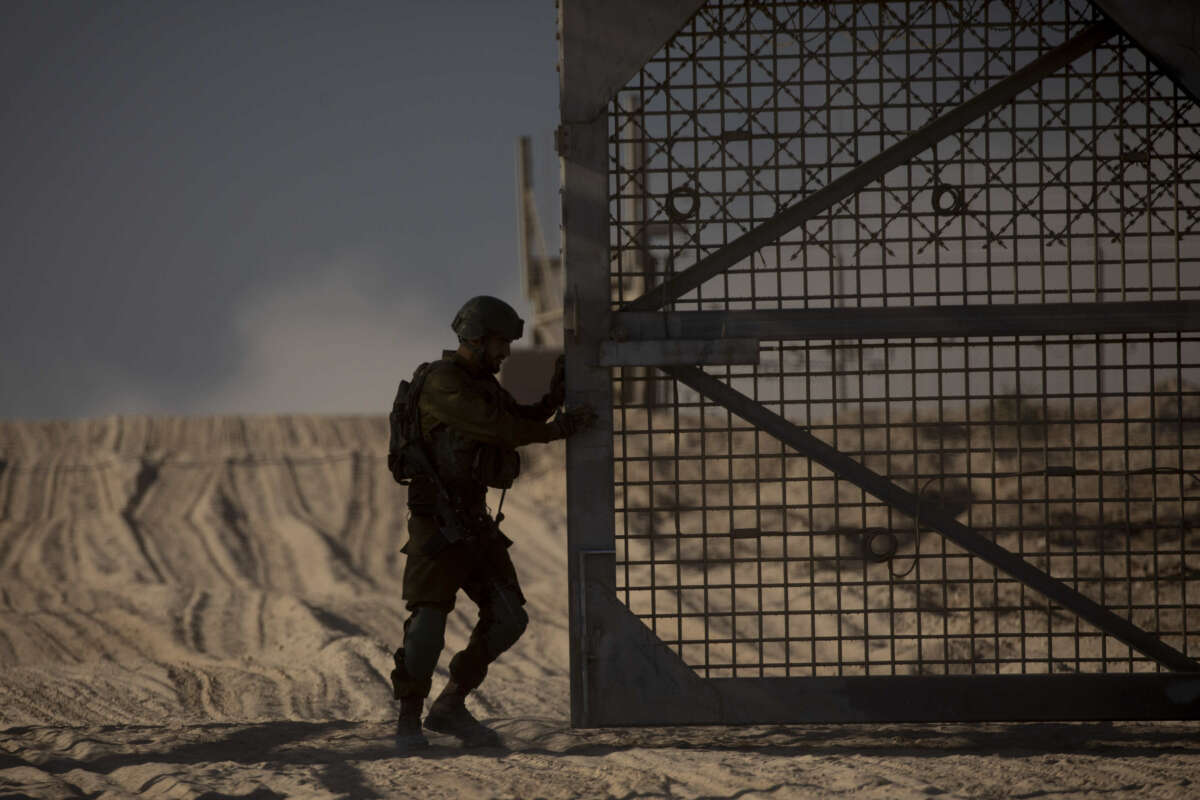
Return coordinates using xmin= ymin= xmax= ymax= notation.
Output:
xmin=390 ymin=295 xmax=593 ymax=749
xmin=401 ymin=349 xmax=558 ymax=609
xmin=392 ymin=349 xmax=565 ymax=748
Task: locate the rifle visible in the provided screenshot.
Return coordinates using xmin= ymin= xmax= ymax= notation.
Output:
xmin=401 ymin=442 xmax=494 ymax=556
xmin=391 ymin=358 xmax=505 ymax=555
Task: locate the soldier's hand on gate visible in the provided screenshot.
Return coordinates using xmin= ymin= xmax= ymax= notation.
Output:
xmin=552 ymin=403 xmax=597 ymax=439
xmin=548 ymin=354 xmax=566 ymax=407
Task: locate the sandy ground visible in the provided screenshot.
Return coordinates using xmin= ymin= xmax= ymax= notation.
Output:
xmin=1 ymin=415 xmax=1197 ymax=799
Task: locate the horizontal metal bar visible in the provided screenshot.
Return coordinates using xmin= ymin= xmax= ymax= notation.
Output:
xmin=662 ymin=364 xmax=1200 ymax=673
xmin=613 ymin=299 xmax=1200 ymax=341
xmin=599 ymin=338 xmax=760 ymax=366
xmin=590 ymin=673 xmax=1200 ymax=725
xmin=621 ymin=21 xmax=1118 ymax=313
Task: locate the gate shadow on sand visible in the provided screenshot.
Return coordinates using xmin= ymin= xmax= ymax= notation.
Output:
xmin=497 ymin=717 xmax=1200 ymax=759
xmin=5 ymin=717 xmax=1198 ymax=774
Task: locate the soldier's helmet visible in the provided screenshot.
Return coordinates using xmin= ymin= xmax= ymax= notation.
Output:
xmin=451 ymin=296 xmax=525 ymax=342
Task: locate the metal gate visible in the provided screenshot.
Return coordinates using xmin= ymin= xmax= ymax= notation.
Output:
xmin=559 ymin=0 xmax=1200 ymax=725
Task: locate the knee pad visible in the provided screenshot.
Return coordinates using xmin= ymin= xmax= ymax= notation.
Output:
xmin=484 ymin=602 xmax=528 ymax=657
xmin=391 ymin=648 xmax=432 ymax=700
xmin=448 ymin=649 xmax=489 ymax=692
xmin=477 ymin=587 xmax=530 ymax=662
xmin=402 ymin=605 xmax=448 ymax=684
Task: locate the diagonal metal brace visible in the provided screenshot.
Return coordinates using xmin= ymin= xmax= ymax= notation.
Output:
xmin=624 ymin=21 xmax=1119 ymax=312
xmin=663 ymin=364 xmax=1200 ymax=673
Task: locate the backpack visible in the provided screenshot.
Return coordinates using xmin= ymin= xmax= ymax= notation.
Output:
xmin=387 ymin=358 xmax=522 ymax=489
xmin=387 ymin=360 xmax=441 ymax=484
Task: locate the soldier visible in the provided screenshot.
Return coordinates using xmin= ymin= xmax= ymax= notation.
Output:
xmin=390 ymin=295 xmax=595 ymax=749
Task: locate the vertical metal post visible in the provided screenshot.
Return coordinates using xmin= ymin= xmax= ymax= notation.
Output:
xmin=558 ymin=3 xmax=616 ymax=728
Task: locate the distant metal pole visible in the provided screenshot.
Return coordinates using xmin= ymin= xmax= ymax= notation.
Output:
xmin=619 ymin=92 xmax=656 ymax=408
xmin=517 ymin=136 xmax=536 ymax=303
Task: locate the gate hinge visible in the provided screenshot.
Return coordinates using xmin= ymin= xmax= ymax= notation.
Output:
xmin=556 ymin=120 xmax=603 ymax=163
xmin=554 ymin=124 xmax=572 ymax=158
xmin=555 ymin=122 xmax=591 ymax=160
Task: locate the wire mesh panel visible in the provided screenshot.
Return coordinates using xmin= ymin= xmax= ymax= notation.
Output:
xmin=613 ymin=334 xmax=1200 ymax=677
xmin=611 ymin=0 xmax=1200 ymax=310
xmin=605 ymin=0 xmax=1200 ymax=685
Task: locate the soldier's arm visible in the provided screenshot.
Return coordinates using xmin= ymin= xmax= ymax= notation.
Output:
xmin=512 ymin=395 xmax=558 ymax=422
xmin=422 ymin=366 xmax=557 ymax=447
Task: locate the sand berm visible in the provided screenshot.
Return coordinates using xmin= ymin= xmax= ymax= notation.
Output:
xmin=0 ymin=415 xmax=1195 ymax=799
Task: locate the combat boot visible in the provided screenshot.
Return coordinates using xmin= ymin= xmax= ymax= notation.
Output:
xmin=390 ymin=648 xmax=430 ymax=752
xmin=424 ymin=681 xmax=502 ymax=747
xmin=396 ymin=695 xmax=429 ymax=751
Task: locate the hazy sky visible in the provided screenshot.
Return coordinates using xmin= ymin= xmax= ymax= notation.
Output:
xmin=1 ymin=0 xmax=562 ymax=420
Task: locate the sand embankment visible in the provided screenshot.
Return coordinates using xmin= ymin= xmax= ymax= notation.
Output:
xmin=0 ymin=415 xmax=1195 ymax=799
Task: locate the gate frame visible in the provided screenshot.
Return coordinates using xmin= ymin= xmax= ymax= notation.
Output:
xmin=559 ymin=0 xmax=1200 ymax=727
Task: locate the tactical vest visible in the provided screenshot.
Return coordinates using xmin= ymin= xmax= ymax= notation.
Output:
xmin=407 ymin=359 xmax=521 ymax=513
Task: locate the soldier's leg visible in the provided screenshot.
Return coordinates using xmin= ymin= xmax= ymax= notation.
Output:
xmin=394 ymin=514 xmax=472 ymax=747
xmin=444 ymin=581 xmax=528 ymax=693
xmin=391 ymin=603 xmax=446 ymax=751
xmin=425 ymin=541 xmax=525 ymax=745
xmin=392 ymin=603 xmax=449 ymax=701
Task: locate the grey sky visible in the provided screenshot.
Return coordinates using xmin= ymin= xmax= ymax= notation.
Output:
xmin=1 ymin=0 xmax=561 ymax=420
